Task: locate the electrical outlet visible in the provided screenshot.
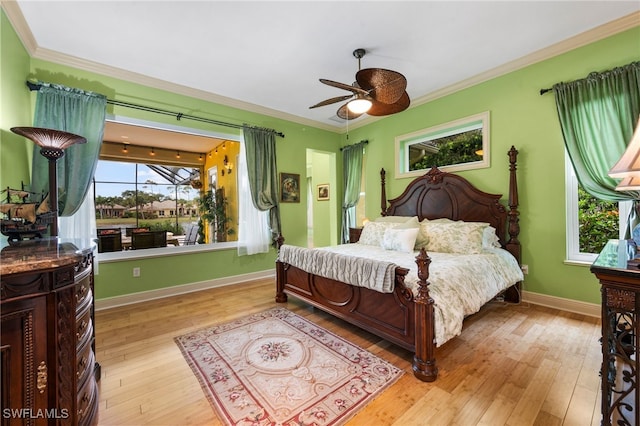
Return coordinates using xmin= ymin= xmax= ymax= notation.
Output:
xmin=521 ymin=264 xmax=529 ymax=275
xmin=133 ymin=267 xmax=140 ymax=277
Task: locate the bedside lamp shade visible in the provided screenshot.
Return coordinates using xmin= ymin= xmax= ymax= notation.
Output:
xmin=10 ymin=127 xmax=86 ymax=237
xmin=609 ymin=117 xmax=640 ymax=191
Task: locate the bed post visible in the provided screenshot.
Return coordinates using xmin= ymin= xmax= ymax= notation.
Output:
xmin=380 ymin=168 xmax=387 ymax=217
xmin=412 ymin=248 xmax=438 ymax=382
xmin=275 ymin=233 xmax=288 ymax=303
xmin=505 ymin=146 xmax=521 ymax=303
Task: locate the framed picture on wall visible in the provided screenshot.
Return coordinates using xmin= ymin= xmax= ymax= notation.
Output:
xmin=280 ymin=173 xmax=300 ymax=203
xmin=317 ymin=184 xmax=329 ymax=201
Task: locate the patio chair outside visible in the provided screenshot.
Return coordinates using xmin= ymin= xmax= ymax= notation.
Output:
xmin=131 ymin=230 xmax=167 ymax=250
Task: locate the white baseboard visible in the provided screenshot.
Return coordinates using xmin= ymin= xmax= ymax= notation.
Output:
xmin=522 ymin=290 xmax=600 ymax=318
xmin=96 ymin=275 xmax=601 ymax=319
xmin=95 ymin=269 xmax=275 ymax=311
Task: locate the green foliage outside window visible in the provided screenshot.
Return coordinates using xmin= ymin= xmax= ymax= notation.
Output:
xmin=410 ymin=130 xmax=483 ymax=171
xmin=578 ymin=186 xmax=619 ymax=254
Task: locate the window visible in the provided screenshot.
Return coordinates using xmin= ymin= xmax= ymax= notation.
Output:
xmin=395 ymin=111 xmax=490 ymax=179
xmin=94 ymin=160 xmax=201 ymax=249
xmin=565 ymin=152 xmax=631 ymax=263
xmin=96 ymin=117 xmax=240 ymax=255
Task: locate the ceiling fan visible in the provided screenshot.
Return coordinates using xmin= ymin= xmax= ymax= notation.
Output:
xmin=310 ymin=48 xmax=410 ymax=120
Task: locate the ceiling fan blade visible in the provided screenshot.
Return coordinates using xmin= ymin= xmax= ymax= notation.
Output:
xmin=336 ymin=103 xmax=364 ymax=120
xmin=309 ymin=94 xmax=354 ymax=109
xmin=356 ymin=68 xmax=407 ymax=104
xmin=367 ymin=92 xmax=411 ymax=116
xmin=320 ymin=79 xmax=368 ymax=95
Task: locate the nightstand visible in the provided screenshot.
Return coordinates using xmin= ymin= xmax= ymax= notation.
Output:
xmin=591 ymin=239 xmax=640 ymax=425
xmin=349 ymin=227 xmax=363 ymax=243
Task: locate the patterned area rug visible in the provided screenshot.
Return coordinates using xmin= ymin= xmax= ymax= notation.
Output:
xmin=174 ymin=307 xmax=403 ymax=425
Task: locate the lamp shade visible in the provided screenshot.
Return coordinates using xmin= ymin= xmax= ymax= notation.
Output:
xmin=609 ymin=117 xmax=640 ymax=191
xmin=10 ymin=127 xmax=86 ymax=151
xmin=347 ymin=96 xmax=372 ymax=114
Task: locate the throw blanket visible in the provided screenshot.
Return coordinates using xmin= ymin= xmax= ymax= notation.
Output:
xmin=278 ymin=244 xmax=397 ymax=293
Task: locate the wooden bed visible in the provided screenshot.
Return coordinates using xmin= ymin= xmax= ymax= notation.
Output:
xmin=275 ymin=146 xmax=521 ymax=382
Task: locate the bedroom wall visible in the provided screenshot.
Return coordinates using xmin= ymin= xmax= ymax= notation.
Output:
xmin=340 ymin=26 xmax=640 ymax=306
xmin=1 ymin=10 xmax=32 ymax=188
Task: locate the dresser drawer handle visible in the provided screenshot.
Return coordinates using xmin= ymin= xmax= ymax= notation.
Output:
xmin=77 ymin=320 xmax=88 ymax=339
xmin=77 ymin=355 xmax=88 ymax=377
xmin=37 ymin=361 xmax=47 ymax=394
xmin=76 ymin=284 xmax=88 ymax=301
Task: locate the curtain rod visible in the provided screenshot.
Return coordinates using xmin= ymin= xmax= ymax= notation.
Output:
xmin=540 ymin=62 xmax=640 ymax=96
xmin=340 ymin=140 xmax=369 ymax=151
xmin=26 ymin=81 xmax=285 ymax=138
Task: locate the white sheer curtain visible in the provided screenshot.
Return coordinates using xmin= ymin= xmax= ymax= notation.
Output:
xmin=59 ymin=184 xmax=99 ymax=270
xmin=237 ymin=134 xmax=271 ymax=255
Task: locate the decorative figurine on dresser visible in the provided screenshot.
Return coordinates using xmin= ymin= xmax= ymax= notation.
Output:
xmin=591 ymin=239 xmax=640 ymax=426
xmin=1 ymin=127 xmax=98 ymax=425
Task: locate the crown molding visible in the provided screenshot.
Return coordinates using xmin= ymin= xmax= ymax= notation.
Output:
xmin=3 ymin=1 xmax=638 ymax=135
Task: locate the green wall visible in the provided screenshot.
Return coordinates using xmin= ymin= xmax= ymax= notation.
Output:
xmin=2 ymin=6 xmax=639 ymax=305
xmin=341 ymin=26 xmax=640 ymax=304
xmin=1 ymin=10 xmax=32 ymax=187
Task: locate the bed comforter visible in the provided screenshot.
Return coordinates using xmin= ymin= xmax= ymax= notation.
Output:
xmin=278 ymin=243 xmax=524 ymax=346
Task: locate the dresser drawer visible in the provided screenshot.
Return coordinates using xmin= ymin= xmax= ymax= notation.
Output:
xmin=75 ymin=275 xmax=92 ymax=308
xmin=76 ymin=305 xmax=93 ymax=348
xmin=77 ymin=375 xmax=98 ymax=426
xmin=76 ymin=338 xmax=95 ymax=387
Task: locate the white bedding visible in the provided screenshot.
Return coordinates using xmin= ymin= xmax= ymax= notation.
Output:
xmin=279 ymin=243 xmax=524 ymax=346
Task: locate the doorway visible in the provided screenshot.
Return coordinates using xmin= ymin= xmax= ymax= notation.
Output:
xmin=305 ymin=149 xmax=337 ymax=248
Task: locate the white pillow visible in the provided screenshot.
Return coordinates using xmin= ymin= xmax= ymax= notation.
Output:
xmin=358 ymin=221 xmax=397 ymax=246
xmin=483 ymin=226 xmax=501 ymax=248
xmin=423 ymin=221 xmax=487 ymax=254
xmin=374 ymin=216 xmax=418 ymax=223
xmin=381 ymin=227 xmax=420 ymax=253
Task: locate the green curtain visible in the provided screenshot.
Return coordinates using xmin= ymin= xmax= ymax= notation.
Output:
xmin=553 ymin=61 xmax=640 ymax=202
xmin=242 ymin=125 xmax=281 ymax=241
xmin=341 ymin=141 xmax=365 ymax=243
xmin=30 ymin=83 xmax=107 ymax=216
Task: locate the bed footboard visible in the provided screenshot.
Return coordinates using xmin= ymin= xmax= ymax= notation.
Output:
xmin=275 ymin=242 xmax=439 ymax=382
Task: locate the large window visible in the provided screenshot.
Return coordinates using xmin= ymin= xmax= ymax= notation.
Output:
xmin=565 ymin=153 xmax=631 ymax=263
xmin=94 ymin=160 xmax=201 ymax=250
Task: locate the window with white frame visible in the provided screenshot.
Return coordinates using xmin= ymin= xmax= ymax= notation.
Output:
xmin=565 ymin=151 xmax=631 ymax=263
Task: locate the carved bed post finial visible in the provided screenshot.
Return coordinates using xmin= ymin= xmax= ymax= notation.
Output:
xmin=507 ymin=146 xmax=521 ymax=263
xmin=412 ymin=248 xmax=438 ymax=382
xmin=380 ymin=168 xmax=387 ymax=217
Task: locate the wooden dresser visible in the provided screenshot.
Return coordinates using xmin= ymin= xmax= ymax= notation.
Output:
xmin=591 ymin=239 xmax=640 ymax=426
xmin=1 ymin=238 xmax=98 ymax=426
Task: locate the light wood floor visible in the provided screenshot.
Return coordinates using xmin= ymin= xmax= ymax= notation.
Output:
xmin=94 ymin=278 xmax=602 ymax=425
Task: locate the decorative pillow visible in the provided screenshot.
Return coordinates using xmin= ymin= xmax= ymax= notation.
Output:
xmin=394 ymin=216 xmax=420 ymax=229
xmin=423 ymin=221 xmax=487 ymax=254
xmin=381 ymin=227 xmax=420 ymax=253
xmin=483 ymin=226 xmax=502 ymax=248
xmin=413 ymin=218 xmax=450 ymax=249
xmin=374 ymin=215 xmax=418 ymax=223
xmin=358 ymin=221 xmax=397 ymax=246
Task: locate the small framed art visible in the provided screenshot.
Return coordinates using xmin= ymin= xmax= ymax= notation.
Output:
xmin=280 ymin=173 xmax=300 ymax=203
xmin=317 ymin=184 xmax=329 ymax=201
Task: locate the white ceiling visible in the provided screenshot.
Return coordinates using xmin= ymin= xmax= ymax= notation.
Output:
xmin=6 ymin=1 xmax=640 ymax=151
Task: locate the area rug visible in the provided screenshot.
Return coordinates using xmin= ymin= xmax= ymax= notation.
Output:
xmin=174 ymin=307 xmax=403 ymax=425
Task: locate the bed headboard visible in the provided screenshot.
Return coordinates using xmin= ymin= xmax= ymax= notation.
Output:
xmin=381 ymin=146 xmax=521 ymax=263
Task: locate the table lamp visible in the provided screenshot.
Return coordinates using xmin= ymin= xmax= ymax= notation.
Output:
xmin=10 ymin=127 xmax=87 ymax=237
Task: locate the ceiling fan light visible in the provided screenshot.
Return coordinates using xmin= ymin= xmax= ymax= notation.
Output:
xmin=347 ymin=98 xmax=372 ymax=114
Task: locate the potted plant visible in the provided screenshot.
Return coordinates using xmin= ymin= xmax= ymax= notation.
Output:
xmin=197 ymin=188 xmax=234 ymax=243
